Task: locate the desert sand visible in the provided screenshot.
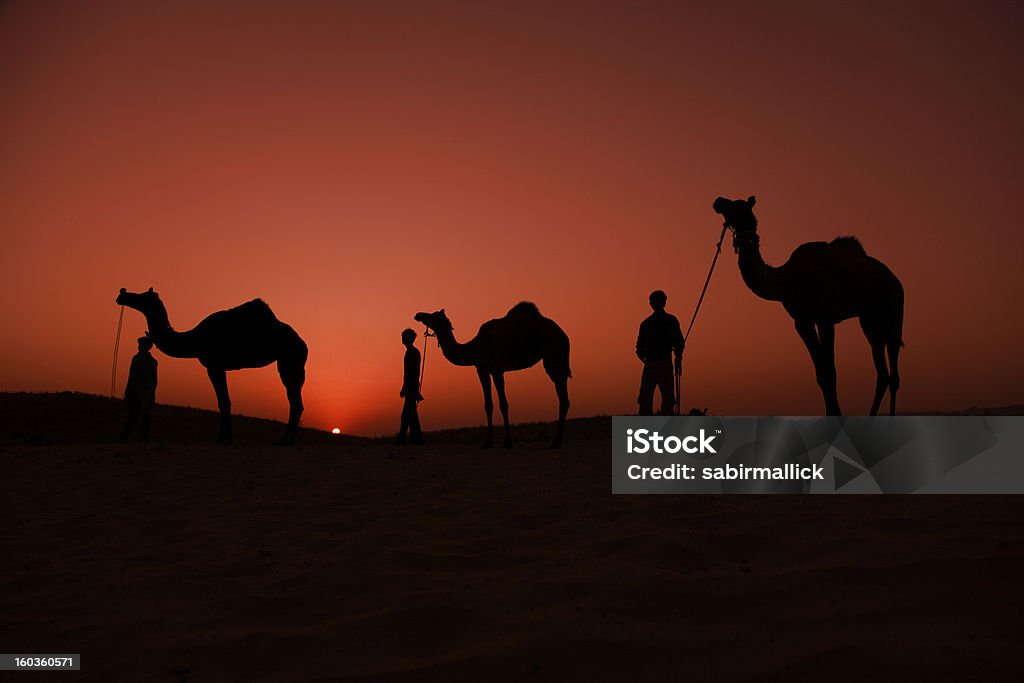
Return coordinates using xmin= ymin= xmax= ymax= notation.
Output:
xmin=3 ymin=394 xmax=1023 ymax=681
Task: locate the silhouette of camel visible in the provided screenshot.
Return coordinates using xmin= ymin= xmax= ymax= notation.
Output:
xmin=712 ymin=196 xmax=904 ymax=416
xmin=414 ymin=303 xmax=571 ymax=448
xmin=115 ymin=288 xmax=308 ymax=443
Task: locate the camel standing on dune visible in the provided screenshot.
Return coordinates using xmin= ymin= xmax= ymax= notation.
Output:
xmin=116 ymin=288 xmax=308 ymax=444
xmin=414 ymin=303 xmax=571 ymax=448
xmin=712 ymin=196 xmax=904 ymax=416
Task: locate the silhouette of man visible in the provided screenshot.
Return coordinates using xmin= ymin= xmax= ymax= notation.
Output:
xmin=636 ymin=290 xmax=684 ymax=415
xmin=119 ymin=336 xmax=158 ymax=442
xmin=397 ymin=328 xmax=424 ymax=445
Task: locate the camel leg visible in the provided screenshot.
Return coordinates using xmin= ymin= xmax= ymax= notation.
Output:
xmin=860 ymin=315 xmax=891 ymax=416
xmin=794 ymin=320 xmax=822 ymax=412
xmin=477 ymin=367 xmax=494 ymax=448
xmin=867 ymin=338 xmax=890 ymax=416
xmin=207 ymin=367 xmax=232 ymax=443
xmin=542 ymin=339 xmax=571 ymax=448
xmin=886 ymin=339 xmax=901 ymax=417
xmin=278 ymin=363 xmax=305 ymax=445
xmin=795 ymin=320 xmax=838 ymax=416
xmin=551 ymin=375 xmax=569 ymax=449
xmin=816 ymin=322 xmax=841 ymax=416
xmin=493 ymin=372 xmax=512 ymax=448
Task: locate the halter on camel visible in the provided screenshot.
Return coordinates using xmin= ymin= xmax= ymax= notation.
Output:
xmin=674 ymin=222 xmax=733 ymax=414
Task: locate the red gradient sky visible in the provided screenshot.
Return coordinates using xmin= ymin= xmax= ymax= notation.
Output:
xmin=2 ymin=1 xmax=1022 ymax=435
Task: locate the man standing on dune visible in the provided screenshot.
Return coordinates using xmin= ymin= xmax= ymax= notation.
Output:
xmin=119 ymin=335 xmax=158 ymax=442
xmin=397 ymin=328 xmax=424 ymax=445
xmin=636 ymin=290 xmax=684 ymax=416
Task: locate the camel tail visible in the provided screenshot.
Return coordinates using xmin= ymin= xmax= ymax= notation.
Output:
xmin=549 ymin=358 xmax=571 ymax=380
xmin=544 ymin=344 xmax=571 ymax=380
xmin=887 ymin=282 xmax=904 ymax=399
xmin=542 ymin=324 xmax=572 ymax=381
xmin=893 ymin=295 xmax=904 ymax=348
xmin=895 ymin=280 xmax=905 ymax=348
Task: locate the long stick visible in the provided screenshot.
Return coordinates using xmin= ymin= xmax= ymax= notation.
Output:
xmin=674 ymin=367 xmax=681 ymax=415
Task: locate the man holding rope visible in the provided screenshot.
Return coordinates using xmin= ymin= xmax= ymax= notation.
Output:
xmin=396 ymin=328 xmax=424 ymax=445
xmin=118 ymin=335 xmax=158 ymax=442
xmin=635 ymin=290 xmax=684 ymax=416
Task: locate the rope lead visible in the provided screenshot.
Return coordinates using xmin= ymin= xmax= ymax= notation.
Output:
xmin=419 ymin=327 xmax=434 ymax=393
xmin=684 ymin=224 xmax=730 ymax=342
xmin=676 ymin=223 xmax=731 ymax=414
xmin=110 ymin=304 xmax=125 ymax=398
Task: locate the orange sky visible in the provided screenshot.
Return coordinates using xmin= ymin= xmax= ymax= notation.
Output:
xmin=2 ymin=1 xmax=1022 ymax=435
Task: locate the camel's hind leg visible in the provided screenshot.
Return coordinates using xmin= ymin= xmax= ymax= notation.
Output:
xmin=815 ymin=322 xmax=841 ymax=416
xmin=886 ymin=339 xmax=901 ymax=417
xmin=278 ymin=362 xmax=305 ymax=445
xmin=207 ymin=367 xmax=232 ymax=443
xmin=542 ymin=335 xmax=571 ymax=448
xmin=861 ymin=315 xmax=899 ymax=417
xmin=549 ymin=375 xmax=570 ymax=448
xmin=866 ymin=337 xmax=890 ymax=416
xmin=795 ymin=320 xmax=840 ymax=416
xmin=477 ymin=367 xmax=495 ymax=448
xmin=493 ymin=372 xmax=512 ymax=448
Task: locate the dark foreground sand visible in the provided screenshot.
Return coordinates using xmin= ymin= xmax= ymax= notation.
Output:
xmin=3 ymin=395 xmax=1023 ymax=681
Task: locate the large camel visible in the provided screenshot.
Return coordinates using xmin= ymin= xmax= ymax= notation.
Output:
xmin=712 ymin=196 xmax=904 ymax=416
xmin=115 ymin=288 xmax=308 ymax=444
xmin=414 ymin=303 xmax=571 ymax=448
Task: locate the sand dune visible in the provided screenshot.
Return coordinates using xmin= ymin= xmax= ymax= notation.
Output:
xmin=2 ymin=393 xmax=1023 ymax=681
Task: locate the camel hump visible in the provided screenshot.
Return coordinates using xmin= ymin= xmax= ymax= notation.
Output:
xmin=830 ymin=236 xmax=867 ymax=255
xmin=231 ymin=298 xmax=279 ymax=322
xmin=506 ymin=301 xmax=542 ymax=319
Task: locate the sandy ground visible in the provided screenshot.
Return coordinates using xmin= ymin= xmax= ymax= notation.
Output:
xmin=3 ymin=434 xmax=1024 ymax=682
xmin=2 ymin=394 xmax=1023 ymax=680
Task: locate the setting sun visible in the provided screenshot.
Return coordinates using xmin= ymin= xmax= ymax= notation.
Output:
xmin=331 ymin=428 xmax=341 ymax=435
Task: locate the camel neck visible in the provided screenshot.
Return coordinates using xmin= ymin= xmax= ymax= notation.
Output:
xmin=142 ymin=302 xmax=201 ymax=359
xmin=140 ymin=300 xmax=171 ymax=337
xmin=152 ymin=328 xmax=202 ymax=359
xmin=434 ymin=326 xmax=477 ymax=367
xmin=735 ymin=233 xmax=786 ymax=302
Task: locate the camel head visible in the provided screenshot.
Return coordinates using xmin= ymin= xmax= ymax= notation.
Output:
xmin=713 ymin=195 xmax=757 ymax=235
xmin=414 ymin=309 xmax=453 ymax=334
xmin=115 ymin=288 xmax=170 ymax=334
xmin=116 ymin=287 xmax=160 ymax=312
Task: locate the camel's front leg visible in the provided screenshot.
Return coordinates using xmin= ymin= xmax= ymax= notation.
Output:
xmin=477 ymin=367 xmax=494 ymax=448
xmin=207 ymin=367 xmax=232 ymax=443
xmin=492 ymin=372 xmax=512 ymax=448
